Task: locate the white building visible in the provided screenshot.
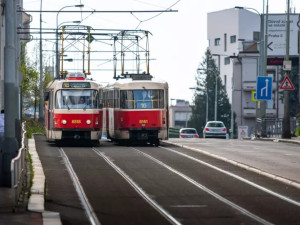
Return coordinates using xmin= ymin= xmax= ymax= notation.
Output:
xmin=207 ymin=8 xmax=298 ymax=136
xmin=207 ymin=8 xmax=260 ymax=101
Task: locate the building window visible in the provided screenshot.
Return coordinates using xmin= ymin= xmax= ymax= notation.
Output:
xmin=253 ymin=31 xmax=260 ymax=41
xmin=214 ymin=38 xmax=220 ymax=46
xmin=230 ymin=35 xmax=236 ymax=43
xmin=224 ymin=33 xmax=227 ymax=52
xmin=224 ymin=57 xmax=230 ymax=65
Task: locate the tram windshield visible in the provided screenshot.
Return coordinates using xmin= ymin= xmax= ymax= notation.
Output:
xmin=120 ymin=89 xmax=164 ymax=109
xmin=55 ymin=90 xmax=98 ymax=109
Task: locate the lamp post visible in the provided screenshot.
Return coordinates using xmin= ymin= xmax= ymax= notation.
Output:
xmin=39 ymin=0 xmax=44 ymax=122
xmin=195 ymin=68 xmax=209 ymax=123
xmin=56 ymin=4 xmax=84 ymax=77
xmin=235 ymin=4 xmax=268 ymax=137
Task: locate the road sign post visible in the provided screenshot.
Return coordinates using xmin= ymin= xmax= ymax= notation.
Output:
xmin=256 ymin=76 xmax=273 ymax=100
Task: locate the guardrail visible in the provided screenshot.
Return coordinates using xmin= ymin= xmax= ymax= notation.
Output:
xmin=169 ymin=127 xmax=180 ymax=138
xmin=256 ymin=117 xmax=297 ymax=137
xmin=10 ymin=122 xmax=27 ymax=206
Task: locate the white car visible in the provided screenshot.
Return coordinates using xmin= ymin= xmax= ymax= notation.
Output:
xmin=203 ymin=121 xmax=227 ymax=138
xmin=179 ymin=128 xmax=199 ymax=138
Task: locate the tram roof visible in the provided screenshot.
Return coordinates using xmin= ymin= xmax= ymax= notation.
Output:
xmin=46 ymin=78 xmax=102 ymax=90
xmin=105 ymin=77 xmax=168 ymax=90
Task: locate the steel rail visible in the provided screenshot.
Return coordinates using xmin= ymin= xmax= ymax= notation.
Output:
xmin=159 ymin=146 xmax=300 ymax=207
xmin=59 ymin=148 xmax=101 ymax=225
xmin=92 ymin=148 xmax=181 ymax=225
xmin=131 ymin=147 xmax=273 ymax=225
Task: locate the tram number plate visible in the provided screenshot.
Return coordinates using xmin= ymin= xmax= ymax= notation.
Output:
xmin=72 ymin=120 xmax=81 ymax=124
xmin=139 ymin=120 xmax=148 ymax=127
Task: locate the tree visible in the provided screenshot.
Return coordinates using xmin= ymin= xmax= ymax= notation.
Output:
xmin=20 ymin=43 xmax=53 ymax=120
xmin=188 ymin=49 xmax=234 ymax=137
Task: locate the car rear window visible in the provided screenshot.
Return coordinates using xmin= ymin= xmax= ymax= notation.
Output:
xmin=207 ymin=122 xmax=224 ymax=127
xmin=181 ymin=129 xmax=197 ymax=134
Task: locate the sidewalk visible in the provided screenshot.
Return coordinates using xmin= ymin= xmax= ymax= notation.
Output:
xmin=0 ymin=138 xmax=61 ymax=225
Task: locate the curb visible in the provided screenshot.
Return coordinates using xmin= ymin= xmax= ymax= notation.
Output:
xmin=251 ymin=137 xmax=300 ymax=145
xmin=163 ymin=140 xmax=300 ymax=190
xmin=28 ymin=137 xmax=62 ymax=225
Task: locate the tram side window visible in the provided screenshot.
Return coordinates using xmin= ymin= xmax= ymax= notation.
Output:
xmin=98 ymin=90 xmax=103 ymax=109
xmin=120 ymin=91 xmax=134 ymax=109
xmin=114 ymin=90 xmax=120 ymax=108
xmin=106 ymin=90 xmax=114 ymax=108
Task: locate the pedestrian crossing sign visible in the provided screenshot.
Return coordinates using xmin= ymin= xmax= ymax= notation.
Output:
xmin=279 ymin=76 xmax=295 ymax=90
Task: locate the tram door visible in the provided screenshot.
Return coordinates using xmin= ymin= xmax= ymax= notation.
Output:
xmin=49 ymin=91 xmax=54 ymax=140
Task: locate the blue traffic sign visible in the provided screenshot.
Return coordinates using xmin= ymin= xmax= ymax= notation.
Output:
xmin=256 ymin=76 xmax=273 ymax=100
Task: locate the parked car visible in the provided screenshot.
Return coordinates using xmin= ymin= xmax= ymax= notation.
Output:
xmin=179 ymin=128 xmax=199 ymax=138
xmin=203 ymin=121 xmax=227 ymax=138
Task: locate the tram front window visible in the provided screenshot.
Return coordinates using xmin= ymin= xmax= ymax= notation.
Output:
xmin=120 ymin=90 xmax=164 ymax=109
xmin=55 ymin=90 xmax=98 ymax=109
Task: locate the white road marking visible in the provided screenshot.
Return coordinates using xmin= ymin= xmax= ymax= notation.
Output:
xmin=170 ymin=205 xmax=207 ymax=208
xmin=59 ymin=148 xmax=101 ymax=225
xmin=92 ymin=148 xmax=182 ymax=225
xmin=159 ymin=146 xmax=300 ymax=207
xmin=131 ymin=147 xmax=273 ymax=225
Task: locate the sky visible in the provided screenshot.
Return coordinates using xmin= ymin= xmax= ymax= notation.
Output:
xmin=23 ymin=0 xmax=300 ymax=104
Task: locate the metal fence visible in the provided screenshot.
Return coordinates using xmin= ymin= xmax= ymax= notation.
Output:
xmin=10 ymin=122 xmax=27 ymax=206
xmin=256 ymin=117 xmax=297 ymax=137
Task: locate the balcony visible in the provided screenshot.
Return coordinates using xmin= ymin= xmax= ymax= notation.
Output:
xmin=266 ymin=109 xmax=276 ymax=117
xmin=243 ymin=81 xmax=256 ymax=91
xmin=243 ymin=81 xmax=279 ymax=92
xmin=243 ymin=108 xmax=256 ymax=118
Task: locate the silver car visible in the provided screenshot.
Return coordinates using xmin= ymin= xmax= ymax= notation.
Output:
xmin=203 ymin=121 xmax=227 ymax=138
xmin=179 ymin=128 xmax=199 ymax=138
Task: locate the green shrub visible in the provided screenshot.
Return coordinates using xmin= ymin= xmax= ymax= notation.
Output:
xmin=23 ymin=116 xmax=45 ymax=138
xmin=295 ymin=126 xmax=300 ymax=136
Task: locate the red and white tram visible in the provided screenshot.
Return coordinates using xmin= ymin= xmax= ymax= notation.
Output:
xmin=44 ymin=72 xmax=102 ymax=144
xmin=102 ymin=77 xmax=169 ymax=146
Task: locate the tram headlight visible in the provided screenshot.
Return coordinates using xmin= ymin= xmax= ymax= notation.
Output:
xmin=86 ymin=120 xmax=91 ymax=125
xmin=62 ymin=120 xmax=67 ymax=125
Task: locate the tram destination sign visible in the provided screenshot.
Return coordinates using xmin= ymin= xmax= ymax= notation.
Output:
xmin=62 ymin=82 xmax=91 ymax=88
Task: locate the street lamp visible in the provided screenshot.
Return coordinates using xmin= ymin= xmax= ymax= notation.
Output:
xmin=56 ymin=4 xmax=84 ymax=77
xmin=235 ymin=4 xmax=269 ymax=137
xmin=194 ymin=68 xmax=209 ymax=123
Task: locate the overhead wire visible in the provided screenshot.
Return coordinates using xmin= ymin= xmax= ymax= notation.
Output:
xmin=132 ymin=0 xmax=181 ymax=29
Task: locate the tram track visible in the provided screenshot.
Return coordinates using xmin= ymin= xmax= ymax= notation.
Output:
xmin=54 ymin=141 xmax=300 ymax=225
xmin=127 ymin=146 xmax=273 ymax=225
xmin=59 ymin=147 xmax=101 ymax=225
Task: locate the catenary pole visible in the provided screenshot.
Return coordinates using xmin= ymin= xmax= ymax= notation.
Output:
xmin=39 ymin=0 xmax=44 ymax=123
xmin=1 ymin=0 xmax=19 ymax=187
xmin=282 ymin=0 xmax=291 ymax=138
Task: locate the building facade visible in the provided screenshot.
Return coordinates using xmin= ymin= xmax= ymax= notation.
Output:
xmin=169 ymin=99 xmax=192 ymax=128
xmin=207 ymin=8 xmax=300 ymax=137
xmin=207 ymin=8 xmax=260 ymax=102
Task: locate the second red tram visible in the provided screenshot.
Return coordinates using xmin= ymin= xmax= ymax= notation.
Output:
xmin=44 ymin=73 xmax=103 ymax=144
xmin=102 ymin=77 xmax=169 ymax=146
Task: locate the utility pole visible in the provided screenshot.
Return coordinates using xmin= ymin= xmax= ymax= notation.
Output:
xmin=260 ymin=0 xmax=268 ymax=137
xmin=39 ymin=0 xmax=44 ymax=123
xmin=298 ymin=14 xmax=300 ymax=104
xmin=1 ymin=0 xmax=19 ymax=187
xmin=282 ymin=0 xmax=291 ymax=138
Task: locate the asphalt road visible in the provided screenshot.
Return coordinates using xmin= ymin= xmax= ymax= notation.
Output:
xmin=34 ymin=135 xmax=300 ymax=225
